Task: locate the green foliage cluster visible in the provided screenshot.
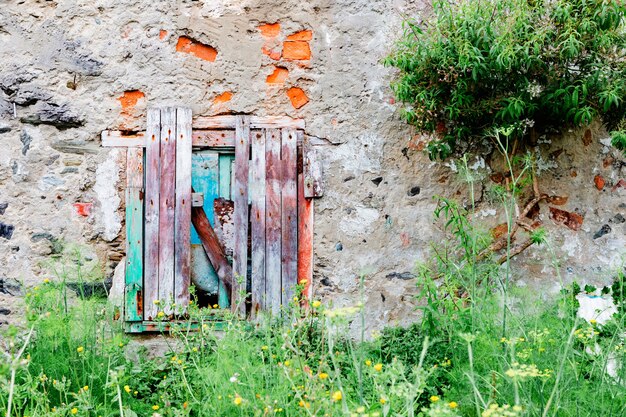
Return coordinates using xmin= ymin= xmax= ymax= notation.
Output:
xmin=384 ymin=0 xmax=626 ymax=160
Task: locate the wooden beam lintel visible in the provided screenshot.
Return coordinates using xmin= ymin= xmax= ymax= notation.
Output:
xmin=102 ymin=117 xmax=305 ymax=148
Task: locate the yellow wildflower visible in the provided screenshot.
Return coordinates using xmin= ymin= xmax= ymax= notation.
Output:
xmin=124 ymin=385 xmax=131 ymax=393
xmin=152 ymin=405 xmax=159 ymax=411
xmin=379 ymin=398 xmax=387 ymax=405
xmin=448 ymin=401 xmax=458 ymax=409
xmin=430 ymin=395 xmax=440 ymax=403
xmin=76 ymin=346 xmax=84 ymax=353
xmin=157 ymin=311 xmax=165 ymax=318
xmin=43 ymin=278 xmax=50 ymax=284
xmin=373 ymin=363 xmax=383 ymax=372
xmin=505 ymin=363 xmax=552 ymax=379
xmin=213 ymin=304 xmax=219 ymax=309
xmin=234 ymin=396 xmax=243 ymax=405
xmin=71 ymin=408 xmax=78 ymax=415
xmin=83 ymin=385 xmax=89 ymax=391
xmin=319 ymin=372 xmax=329 ymax=379
xmin=312 ymin=300 xmax=321 ymax=308
xmin=332 ymin=391 xmax=342 ymax=402
xmin=153 ymin=300 xmax=160 ymax=305
xmin=365 ymin=359 xmax=372 ymax=366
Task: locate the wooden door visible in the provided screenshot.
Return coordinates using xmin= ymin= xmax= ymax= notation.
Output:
xmin=110 ymin=112 xmax=321 ymax=332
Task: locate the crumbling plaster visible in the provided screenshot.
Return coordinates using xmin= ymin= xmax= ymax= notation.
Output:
xmin=0 ymin=0 xmax=624 ymax=333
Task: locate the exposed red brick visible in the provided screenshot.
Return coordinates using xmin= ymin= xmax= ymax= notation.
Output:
xmin=73 ymin=203 xmax=92 ymax=217
xmin=283 ymin=41 xmax=311 ymax=60
xmin=491 ymin=223 xmax=509 ymax=239
xmin=286 ymin=87 xmax=309 ymax=109
xmin=583 ymin=129 xmax=592 ymax=146
xmin=286 ymin=30 xmax=312 ymax=41
xmin=118 ymin=90 xmax=145 ymax=114
xmin=176 ymin=36 xmax=218 ymax=62
xmin=266 ymin=67 xmax=289 ymax=84
xmin=213 ymin=92 xmax=233 ymax=106
xmin=594 ymin=174 xmax=605 ymax=190
xmin=159 ymin=30 xmax=168 ymax=40
xmin=262 ymin=46 xmax=282 ymax=61
xmin=549 ymin=207 xmax=584 ymax=231
xmin=258 ymin=23 xmax=280 ymax=38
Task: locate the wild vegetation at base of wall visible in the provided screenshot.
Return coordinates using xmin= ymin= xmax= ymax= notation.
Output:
xmin=1 ymin=255 xmax=625 ymax=416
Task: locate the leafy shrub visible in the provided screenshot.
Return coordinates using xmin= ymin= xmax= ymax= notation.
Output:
xmin=384 ymin=0 xmax=626 ymax=159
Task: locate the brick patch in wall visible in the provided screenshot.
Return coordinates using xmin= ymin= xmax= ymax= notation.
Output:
xmin=594 ymin=174 xmax=605 ymax=190
xmin=258 ymin=22 xmax=280 ymax=38
xmin=73 ymin=203 xmax=93 ymax=217
xmin=213 ymin=92 xmax=233 ymax=105
xmin=283 ymin=41 xmax=311 ymax=60
xmin=266 ymin=67 xmax=289 ymax=84
xmin=118 ymin=90 xmax=145 ymax=114
xmin=286 ymin=30 xmax=312 ymax=41
xmin=286 ymin=87 xmax=309 ymax=109
xmin=176 ymin=36 xmax=218 ymax=62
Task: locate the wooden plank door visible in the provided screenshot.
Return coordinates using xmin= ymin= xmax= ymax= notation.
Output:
xmin=123 ymin=111 xmax=318 ymax=329
xmin=138 ymin=107 xmax=193 ymax=321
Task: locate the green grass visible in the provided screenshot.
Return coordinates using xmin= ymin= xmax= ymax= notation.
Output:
xmin=1 ymin=275 xmax=625 ymax=417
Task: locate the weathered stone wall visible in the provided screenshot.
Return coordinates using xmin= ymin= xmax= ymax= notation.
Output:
xmin=1 ymin=0 xmax=624 ymax=333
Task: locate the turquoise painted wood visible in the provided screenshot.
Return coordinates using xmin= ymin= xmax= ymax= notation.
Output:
xmin=190 ymin=152 xmax=236 ymax=306
xmin=218 ymin=155 xmax=233 ymax=199
xmin=125 ymin=148 xmax=144 ymax=322
xmin=191 ymin=151 xmax=220 ymax=295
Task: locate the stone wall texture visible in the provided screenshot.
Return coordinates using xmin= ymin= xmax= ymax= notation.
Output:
xmin=1 ymin=0 xmax=624 ymax=333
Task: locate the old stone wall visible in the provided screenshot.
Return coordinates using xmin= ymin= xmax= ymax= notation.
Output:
xmin=1 ymin=0 xmax=624 ymax=333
